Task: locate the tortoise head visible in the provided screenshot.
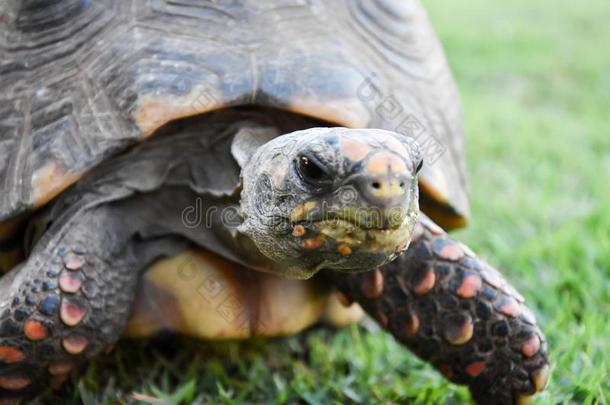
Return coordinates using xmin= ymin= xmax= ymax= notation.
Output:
xmin=239 ymin=127 xmax=422 ymax=278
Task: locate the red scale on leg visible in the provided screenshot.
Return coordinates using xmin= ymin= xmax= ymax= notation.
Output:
xmin=49 ymin=361 xmax=74 ymax=375
xmin=521 ymin=335 xmax=541 ymax=358
xmin=63 ymin=254 xmax=84 ymax=271
xmin=24 ymin=319 xmax=49 ymax=341
xmin=465 ymin=361 xmax=486 ymax=378
xmin=58 ymin=271 xmax=83 ymax=294
xmin=62 ymin=335 xmax=88 ymax=355
xmin=0 ymin=346 xmax=24 ymax=363
xmin=412 ymin=268 xmax=435 ymax=295
xmin=456 ymin=272 xmax=482 ymax=299
xmin=432 ymin=239 xmax=464 ymax=261
xmin=443 ymin=314 xmax=474 ymax=346
xmin=496 ymin=296 xmax=521 ymax=317
xmin=0 ymin=376 xmax=30 ymax=390
xmin=60 ymin=298 xmax=87 ymax=326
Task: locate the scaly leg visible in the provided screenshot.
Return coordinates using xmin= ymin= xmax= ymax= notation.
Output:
xmin=0 ymin=204 xmax=183 ymax=401
xmin=325 ymin=214 xmax=550 ymax=404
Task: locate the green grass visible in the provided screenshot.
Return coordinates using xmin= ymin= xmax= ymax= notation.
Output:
xmin=40 ymin=0 xmax=610 ymax=403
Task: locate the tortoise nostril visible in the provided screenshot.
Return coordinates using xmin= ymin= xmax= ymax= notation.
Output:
xmin=372 ymin=182 xmax=381 ymax=190
xmin=399 ymin=181 xmax=405 ymax=188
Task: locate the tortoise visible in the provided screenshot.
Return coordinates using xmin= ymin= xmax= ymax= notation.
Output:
xmin=0 ymin=0 xmax=550 ymax=403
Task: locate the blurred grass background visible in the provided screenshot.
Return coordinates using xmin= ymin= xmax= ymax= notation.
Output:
xmin=41 ymin=0 xmax=609 ymax=403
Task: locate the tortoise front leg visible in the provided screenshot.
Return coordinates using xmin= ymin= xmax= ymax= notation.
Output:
xmin=0 ymin=205 xmax=183 ymax=401
xmin=324 ymin=214 xmax=550 ymax=404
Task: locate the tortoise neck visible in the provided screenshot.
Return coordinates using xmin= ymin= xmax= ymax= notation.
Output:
xmin=5 ymin=0 xmax=90 ymax=31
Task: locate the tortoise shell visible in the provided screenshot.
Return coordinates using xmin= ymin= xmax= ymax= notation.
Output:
xmin=0 ymin=0 xmax=468 ymax=246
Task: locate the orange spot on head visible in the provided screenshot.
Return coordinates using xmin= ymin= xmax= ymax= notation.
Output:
xmin=465 ymin=361 xmax=486 ymax=378
xmin=302 ymin=236 xmax=325 ymax=250
xmin=0 ymin=376 xmax=30 ymax=390
xmin=456 ymin=274 xmax=482 ymax=299
xmin=341 ymin=137 xmax=371 ymax=162
xmin=413 ymin=269 xmax=436 ymax=295
xmin=60 ymin=300 xmax=87 ymax=326
xmin=24 ymin=319 xmax=48 ymax=341
xmin=337 ymin=243 xmax=352 ymax=256
xmin=361 ymin=269 xmax=384 ymax=299
xmin=365 ymin=152 xmax=407 ymax=176
xmin=0 ymin=346 xmax=24 ymax=363
xmin=62 ymin=335 xmax=88 ymax=355
xmin=292 ymin=225 xmax=306 ymax=237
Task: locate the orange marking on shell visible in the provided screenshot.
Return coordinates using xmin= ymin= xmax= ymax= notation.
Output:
xmin=465 ymin=361 xmax=486 ymax=377
xmin=532 ymin=364 xmax=550 ymax=392
xmin=60 ymin=300 xmax=87 ymax=326
xmin=337 ymin=243 xmax=352 ymax=256
xmin=302 ymin=236 xmax=325 ymax=250
xmin=0 ymin=376 xmax=30 ymax=390
xmin=361 ymin=269 xmax=384 ymax=299
xmin=62 ymin=336 xmax=88 ymax=355
xmin=498 ymin=297 xmax=521 ymax=317
xmin=365 ymin=152 xmax=407 ymax=176
xmin=522 ymin=335 xmax=541 ymax=358
xmin=292 ymin=225 xmax=306 ymax=237
xmin=341 ymin=137 xmax=371 ymax=162
xmin=0 ymin=346 xmax=24 ymax=363
xmin=59 ymin=272 xmax=82 ymax=293
xmin=335 ymin=291 xmax=353 ymax=307
xmin=445 ymin=317 xmax=474 ymax=345
xmin=439 ymin=243 xmax=464 ymax=261
xmin=404 ymin=312 xmax=419 ymax=337
xmin=49 ymin=362 xmax=73 ymax=376
xmin=24 ymin=319 xmax=48 ymax=341
xmin=32 ymin=162 xmax=79 ymax=209
xmin=456 ymin=274 xmax=482 ymax=299
xmin=50 ymin=373 xmax=70 ymax=390
xmin=413 ymin=269 xmax=436 ymax=295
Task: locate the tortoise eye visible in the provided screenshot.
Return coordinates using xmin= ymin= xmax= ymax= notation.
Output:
xmin=415 ymin=159 xmax=424 ymax=174
xmin=297 ymin=155 xmax=329 ymax=183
